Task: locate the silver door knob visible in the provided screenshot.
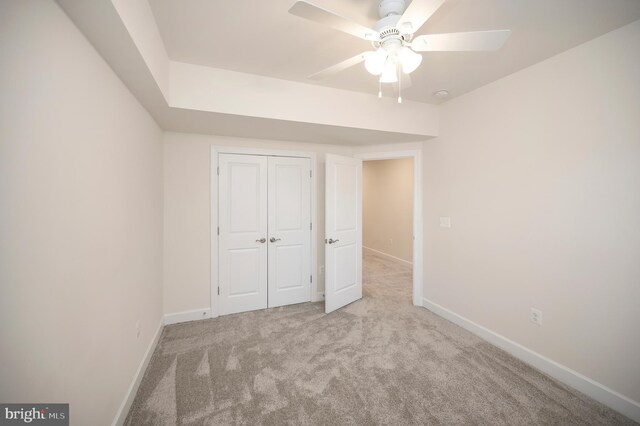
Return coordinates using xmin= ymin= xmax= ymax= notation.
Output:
xmin=270 ymin=237 xmax=281 ymax=243
xmin=327 ymin=238 xmax=339 ymax=244
xmin=256 ymin=238 xmax=266 ymax=243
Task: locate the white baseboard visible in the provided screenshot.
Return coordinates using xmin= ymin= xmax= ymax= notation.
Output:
xmin=164 ymin=308 xmax=211 ymax=325
xmin=112 ymin=318 xmax=164 ymax=426
xmin=422 ymin=298 xmax=640 ymax=423
xmin=363 ymin=246 xmax=413 ymax=268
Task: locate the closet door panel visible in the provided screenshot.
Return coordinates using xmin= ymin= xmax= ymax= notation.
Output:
xmin=219 ymin=154 xmax=268 ymax=315
xmin=268 ymin=157 xmax=312 ymax=308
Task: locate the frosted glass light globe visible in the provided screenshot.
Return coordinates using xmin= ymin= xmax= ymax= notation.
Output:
xmin=364 ymin=48 xmax=388 ymax=75
xmin=398 ymin=47 xmax=422 ymax=74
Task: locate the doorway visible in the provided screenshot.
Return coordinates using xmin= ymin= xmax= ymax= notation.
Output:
xmin=356 ymin=150 xmax=423 ymax=306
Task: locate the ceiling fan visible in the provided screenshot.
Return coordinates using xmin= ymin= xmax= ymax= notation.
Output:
xmin=289 ymin=0 xmax=511 ymax=102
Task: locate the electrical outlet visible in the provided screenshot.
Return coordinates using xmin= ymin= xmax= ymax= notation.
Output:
xmin=319 ymin=265 xmax=325 ymax=274
xmin=136 ymin=320 xmax=141 ymax=338
xmin=530 ymin=308 xmax=542 ymax=326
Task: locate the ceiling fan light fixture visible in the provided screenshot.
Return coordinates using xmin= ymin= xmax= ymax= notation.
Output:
xmin=364 ymin=48 xmax=388 ymax=75
xmin=379 ymin=59 xmax=398 ymax=83
xmin=398 ymin=47 xmax=422 ymax=74
xmin=288 ymin=0 xmax=512 ymax=102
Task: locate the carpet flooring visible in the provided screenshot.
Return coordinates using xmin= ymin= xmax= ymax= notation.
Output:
xmin=125 ymin=252 xmax=634 ymax=425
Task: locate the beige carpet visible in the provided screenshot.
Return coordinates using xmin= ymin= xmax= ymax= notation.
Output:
xmin=126 ymin=252 xmax=634 ymax=425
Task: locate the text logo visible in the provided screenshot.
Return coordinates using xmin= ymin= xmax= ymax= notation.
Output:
xmin=1 ymin=404 xmax=68 ymax=425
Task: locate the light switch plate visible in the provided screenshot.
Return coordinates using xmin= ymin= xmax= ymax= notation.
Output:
xmin=439 ymin=217 xmax=451 ymax=228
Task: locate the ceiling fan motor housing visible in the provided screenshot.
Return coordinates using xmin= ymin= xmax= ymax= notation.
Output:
xmin=378 ymin=0 xmax=406 ymax=18
xmin=373 ymin=14 xmax=409 ymax=51
xmin=374 ymin=0 xmax=410 ymax=46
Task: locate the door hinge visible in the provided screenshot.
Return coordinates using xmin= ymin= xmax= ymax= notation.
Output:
xmin=310 ymin=275 xmax=312 ymax=283
xmin=217 ymin=166 xmax=219 ymax=176
xmin=310 ymin=222 xmax=312 ymax=230
xmin=217 ymin=226 xmax=220 ymax=236
xmin=218 ymin=287 xmax=220 ymax=295
xmin=310 ymin=170 xmax=312 ymax=178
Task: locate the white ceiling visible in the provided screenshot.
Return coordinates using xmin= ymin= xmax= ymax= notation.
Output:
xmin=148 ymin=0 xmax=640 ymax=104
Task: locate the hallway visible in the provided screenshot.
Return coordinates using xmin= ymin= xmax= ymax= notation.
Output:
xmin=362 ymin=250 xmax=413 ymax=305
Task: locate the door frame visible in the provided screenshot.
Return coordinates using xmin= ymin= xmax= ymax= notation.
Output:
xmin=354 ymin=150 xmax=423 ymax=307
xmin=210 ymin=146 xmax=318 ymax=318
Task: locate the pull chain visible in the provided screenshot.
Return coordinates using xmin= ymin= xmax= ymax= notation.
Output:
xmin=398 ymin=67 xmax=402 ymax=104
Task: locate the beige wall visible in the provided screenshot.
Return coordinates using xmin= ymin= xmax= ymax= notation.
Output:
xmin=163 ymin=132 xmax=352 ymax=315
xmin=423 ymin=20 xmax=640 ymax=404
xmin=0 ymin=1 xmax=163 ymax=424
xmin=363 ymin=159 xmax=413 ymax=263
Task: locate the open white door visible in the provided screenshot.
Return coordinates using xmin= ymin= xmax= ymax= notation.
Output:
xmin=325 ymin=154 xmax=362 ymax=313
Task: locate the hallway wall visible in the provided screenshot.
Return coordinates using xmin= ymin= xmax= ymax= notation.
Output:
xmin=363 ymin=158 xmax=414 ymax=263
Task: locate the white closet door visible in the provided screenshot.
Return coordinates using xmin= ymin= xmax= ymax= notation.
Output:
xmin=325 ymin=154 xmax=362 ymax=314
xmin=267 ymin=157 xmax=312 ymax=308
xmin=218 ymin=154 xmax=268 ymax=315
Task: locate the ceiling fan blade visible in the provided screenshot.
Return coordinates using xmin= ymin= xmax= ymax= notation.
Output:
xmin=411 ymin=30 xmax=512 ymax=51
xmin=289 ymin=1 xmax=379 ymax=41
xmin=397 ymin=0 xmax=445 ymax=35
xmin=308 ymin=52 xmax=370 ymax=80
